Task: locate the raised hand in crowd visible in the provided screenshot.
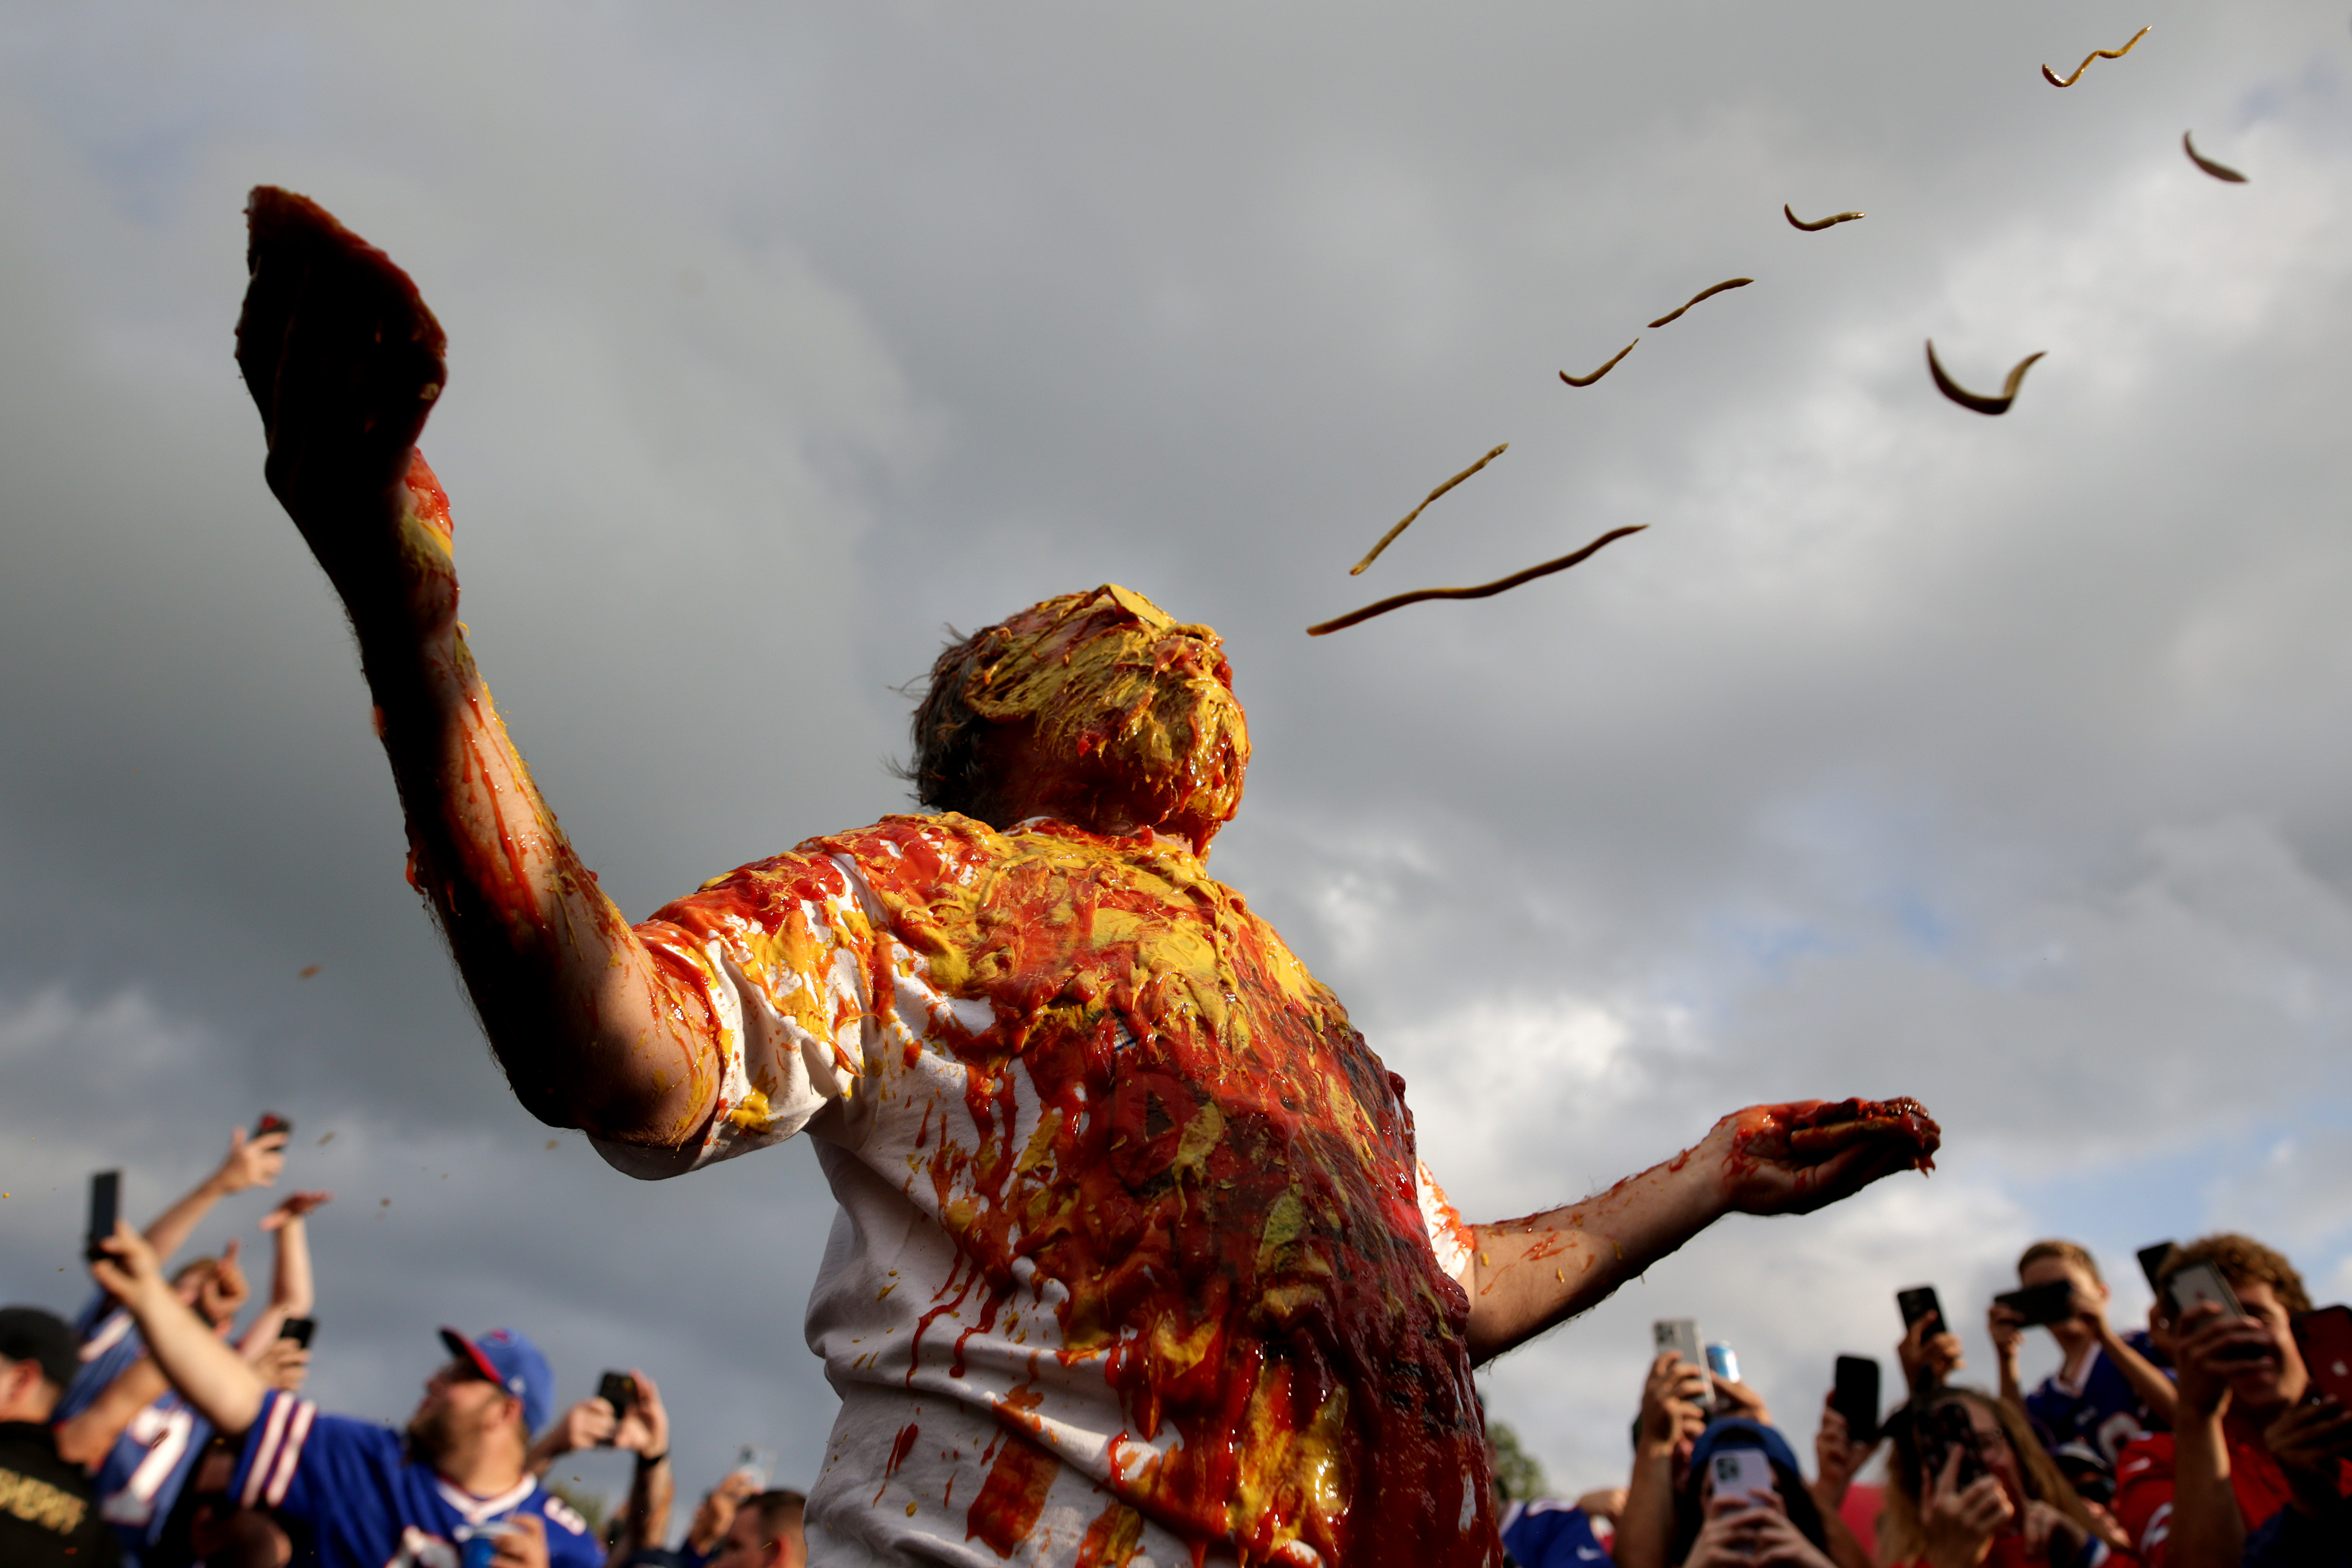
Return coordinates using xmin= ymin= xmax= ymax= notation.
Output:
xmin=1614 ymin=1352 xmax=1714 ymax=1568
xmin=1917 ymin=1447 xmax=2013 ymax=1568
xmin=686 ymin=1470 xmax=762 ymax=1560
xmin=1810 ymin=1397 xmax=1874 ymax=1512
xmin=250 ymin=1334 xmax=312 ymax=1394
xmin=195 ymin=1237 xmax=250 ymax=1326
xmin=137 ymin=1124 xmax=290 ymax=1266
xmin=1898 ymin=1313 xmax=1963 ymax=1395
xmin=240 ymin=1189 xmax=331 ymax=1352
xmin=1683 ymin=1492 xmax=1772 ymax=1568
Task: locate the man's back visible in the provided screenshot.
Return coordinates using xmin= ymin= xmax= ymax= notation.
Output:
xmin=609 ymin=813 xmax=1492 ymax=1568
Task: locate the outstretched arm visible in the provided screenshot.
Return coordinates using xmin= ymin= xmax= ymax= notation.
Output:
xmin=90 ymin=1223 xmax=268 ymax=1437
xmin=140 ymin=1126 xmax=288 ymax=1264
xmin=1463 ymin=1101 xmax=1936 ymax=1361
xmin=237 ymin=188 xmax=717 ymax=1148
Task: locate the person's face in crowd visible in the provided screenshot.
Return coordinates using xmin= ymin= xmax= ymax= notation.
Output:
xmin=2207 ymin=1278 xmax=2309 ymax=1414
xmin=2018 ymin=1257 xmax=2108 ymax=1350
xmin=405 ymin=1358 xmax=519 ymax=1470
xmin=708 ymin=1505 xmax=796 ymax=1568
xmin=1959 ymin=1399 xmax=2029 ymax=1517
xmin=0 ymin=1353 xmax=60 ymax=1424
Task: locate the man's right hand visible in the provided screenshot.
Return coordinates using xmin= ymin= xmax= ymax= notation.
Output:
xmin=91 ymin=1221 xmax=171 ymax=1314
xmin=214 ymin=1127 xmax=288 ymax=1196
xmin=2171 ymin=1301 xmax=2278 ymax=1420
xmin=688 ymin=1471 xmax=761 ymax=1553
xmin=250 ymin=1338 xmax=312 ymax=1394
xmin=1986 ymin=1301 xmax=2024 ymax=1369
xmin=196 ymin=1239 xmax=250 ymax=1326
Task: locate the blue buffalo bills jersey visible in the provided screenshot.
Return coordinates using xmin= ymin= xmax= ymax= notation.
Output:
xmin=232 ymin=1388 xmax=602 ymax=1568
xmin=54 ymin=1294 xmax=213 ymax=1565
xmin=1500 ymin=1500 xmax=1613 ymax=1568
xmin=2024 ymin=1330 xmax=2163 ymax=1473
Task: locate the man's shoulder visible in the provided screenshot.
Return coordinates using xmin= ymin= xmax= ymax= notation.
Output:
xmin=0 ymin=1422 xmax=97 ymax=1499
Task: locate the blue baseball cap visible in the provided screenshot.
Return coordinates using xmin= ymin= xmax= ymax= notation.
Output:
xmin=439 ymin=1325 xmax=554 ymax=1435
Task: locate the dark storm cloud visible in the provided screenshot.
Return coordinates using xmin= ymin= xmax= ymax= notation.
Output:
xmin=3 ymin=0 xmax=2348 ymax=1497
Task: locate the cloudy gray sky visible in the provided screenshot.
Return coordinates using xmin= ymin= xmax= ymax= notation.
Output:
xmin=4 ymin=0 xmax=2350 ymax=1512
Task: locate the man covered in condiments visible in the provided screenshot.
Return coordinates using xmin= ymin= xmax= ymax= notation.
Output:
xmin=232 ymin=186 xmax=1940 ymax=1568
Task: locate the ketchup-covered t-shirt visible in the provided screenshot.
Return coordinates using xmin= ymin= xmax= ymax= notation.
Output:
xmin=592 ymin=814 xmax=1491 ymax=1568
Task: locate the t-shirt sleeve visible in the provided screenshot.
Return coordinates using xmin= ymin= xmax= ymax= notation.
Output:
xmin=1414 ymin=1159 xmax=1476 ymax=1291
xmin=590 ymin=847 xmax=888 ymax=1180
xmin=232 ymin=1388 xmax=400 ymax=1519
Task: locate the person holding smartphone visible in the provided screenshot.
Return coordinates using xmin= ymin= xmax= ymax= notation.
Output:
xmin=2113 ymin=1235 xmax=2352 ymax=1568
xmin=1617 ymin=1350 xmax=1776 ymax=1568
xmin=1989 ymin=1242 xmax=2177 ymax=1486
xmin=1670 ymin=1421 xmax=1839 ymax=1568
xmin=1878 ymin=1390 xmax=2118 ymax=1568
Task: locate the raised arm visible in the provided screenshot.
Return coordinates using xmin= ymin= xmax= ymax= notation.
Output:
xmin=1463 ymin=1101 xmax=1936 ymax=1361
xmin=236 ymin=188 xmax=717 ymax=1149
xmin=90 ymin=1223 xmax=269 ymax=1438
xmin=237 ymin=1191 xmax=331 ymax=1353
xmin=141 ymin=1126 xmax=288 ymax=1263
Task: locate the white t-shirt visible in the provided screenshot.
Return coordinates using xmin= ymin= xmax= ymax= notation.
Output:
xmin=595 ymin=814 xmax=1493 ymax=1568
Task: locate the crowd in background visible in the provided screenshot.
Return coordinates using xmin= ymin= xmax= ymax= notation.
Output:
xmin=3 ymin=1123 xmax=2348 ymax=1568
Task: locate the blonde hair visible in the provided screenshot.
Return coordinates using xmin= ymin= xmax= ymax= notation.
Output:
xmin=2017 ymin=1240 xmax=2102 ymax=1286
xmin=1878 ymin=1388 xmax=2102 ymax=1565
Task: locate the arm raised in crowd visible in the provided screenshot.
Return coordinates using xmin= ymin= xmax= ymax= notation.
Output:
xmin=236 ymin=189 xmax=721 ymax=1153
xmin=1464 ymin=1104 xmax=1932 ymax=1361
xmin=1614 ymin=1352 xmax=1711 ymax=1568
xmin=54 ymin=1242 xmax=251 ymax=1467
xmin=236 ymin=1191 xmax=331 ymax=1354
xmin=141 ymin=1127 xmax=288 ymax=1264
xmin=88 ymin=1222 xmax=269 ymax=1438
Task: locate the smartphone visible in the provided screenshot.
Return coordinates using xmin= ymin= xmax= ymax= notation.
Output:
xmin=2136 ymin=1241 xmax=2177 ymax=1295
xmin=1897 ymin=1285 xmax=1946 ymax=1337
xmin=1994 ymin=1278 xmax=2078 ymax=1327
xmin=2291 ymin=1306 xmax=2352 ymax=1407
xmin=86 ymin=1170 xmax=121 ymax=1263
xmin=1707 ymin=1446 xmax=1777 ymax=1507
xmin=278 ymin=1317 xmax=316 ymax=1349
xmin=735 ymin=1445 xmax=774 ymax=1491
xmin=2167 ymin=1262 xmax=2245 ymax=1321
xmin=1831 ymin=1354 xmax=1881 ymax=1445
xmin=1913 ymin=1399 xmax=1986 ymax=1491
xmin=1654 ymin=1320 xmax=1715 ymax=1415
xmin=253 ymin=1112 xmax=293 ymax=1142
xmin=1706 ymin=1342 xmax=1741 ymax=1386
xmin=597 ymin=1371 xmax=638 ymax=1433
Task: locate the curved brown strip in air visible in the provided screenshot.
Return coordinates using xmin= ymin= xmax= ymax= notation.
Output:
xmin=1925 ymin=340 xmax=2046 ymax=416
xmin=2182 ymin=132 xmax=2248 ymax=183
xmin=1560 ymin=339 xmax=1639 ymax=388
xmin=1647 ymin=278 xmax=1753 ymax=329
xmin=1310 ymin=526 xmax=1648 ymax=636
xmin=1350 ymin=443 xmax=1509 ymax=575
xmin=2042 ymin=24 xmax=2149 ymax=86
xmin=1785 ymin=205 xmax=1866 ymax=232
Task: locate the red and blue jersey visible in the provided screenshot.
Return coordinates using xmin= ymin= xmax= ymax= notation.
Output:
xmin=1499 ymin=1500 xmax=1612 ymax=1568
xmin=2023 ymin=1330 xmax=2164 ymax=1474
xmin=232 ymin=1388 xmax=602 ymax=1568
xmin=54 ymin=1295 xmax=212 ymax=1564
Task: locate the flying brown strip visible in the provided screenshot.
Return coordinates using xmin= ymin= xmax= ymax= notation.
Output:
xmin=1560 ymin=339 xmax=1639 ymax=388
xmin=1648 ymin=278 xmax=1752 ymax=328
xmin=1350 ymin=443 xmax=1509 ymax=575
xmin=2042 ymin=24 xmax=2149 ymax=87
xmin=1925 ymin=340 xmax=2046 ymax=416
xmin=2182 ymin=132 xmax=2248 ymax=183
xmin=1310 ymin=526 xmax=1647 ymax=635
xmin=1785 ymin=205 xmax=1865 ymax=232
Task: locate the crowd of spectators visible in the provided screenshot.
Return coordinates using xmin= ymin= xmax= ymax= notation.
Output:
xmin=3 ymin=1122 xmax=2346 ymax=1568
xmin=1497 ymin=1236 xmax=2351 ymax=1568
xmin=1 ymin=1123 xmax=804 ymax=1568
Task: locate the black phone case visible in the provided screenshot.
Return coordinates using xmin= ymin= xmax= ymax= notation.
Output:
xmin=1995 ymin=1278 xmax=2077 ymax=1326
xmin=1832 ymin=1355 xmax=1880 ymax=1443
xmin=1898 ymin=1286 xmax=1945 ymax=1332
xmin=85 ymin=1171 xmax=121 ymax=1261
xmin=2136 ymin=1242 xmax=2177 ymax=1295
xmin=597 ymin=1372 xmax=637 ymax=1419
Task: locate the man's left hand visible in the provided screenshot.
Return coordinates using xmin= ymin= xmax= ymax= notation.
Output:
xmin=1706 ymin=1103 xmax=1934 ymax=1217
xmin=2266 ymin=1396 xmax=2352 ymax=1512
xmin=491 ymin=1513 xmax=549 ymax=1568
